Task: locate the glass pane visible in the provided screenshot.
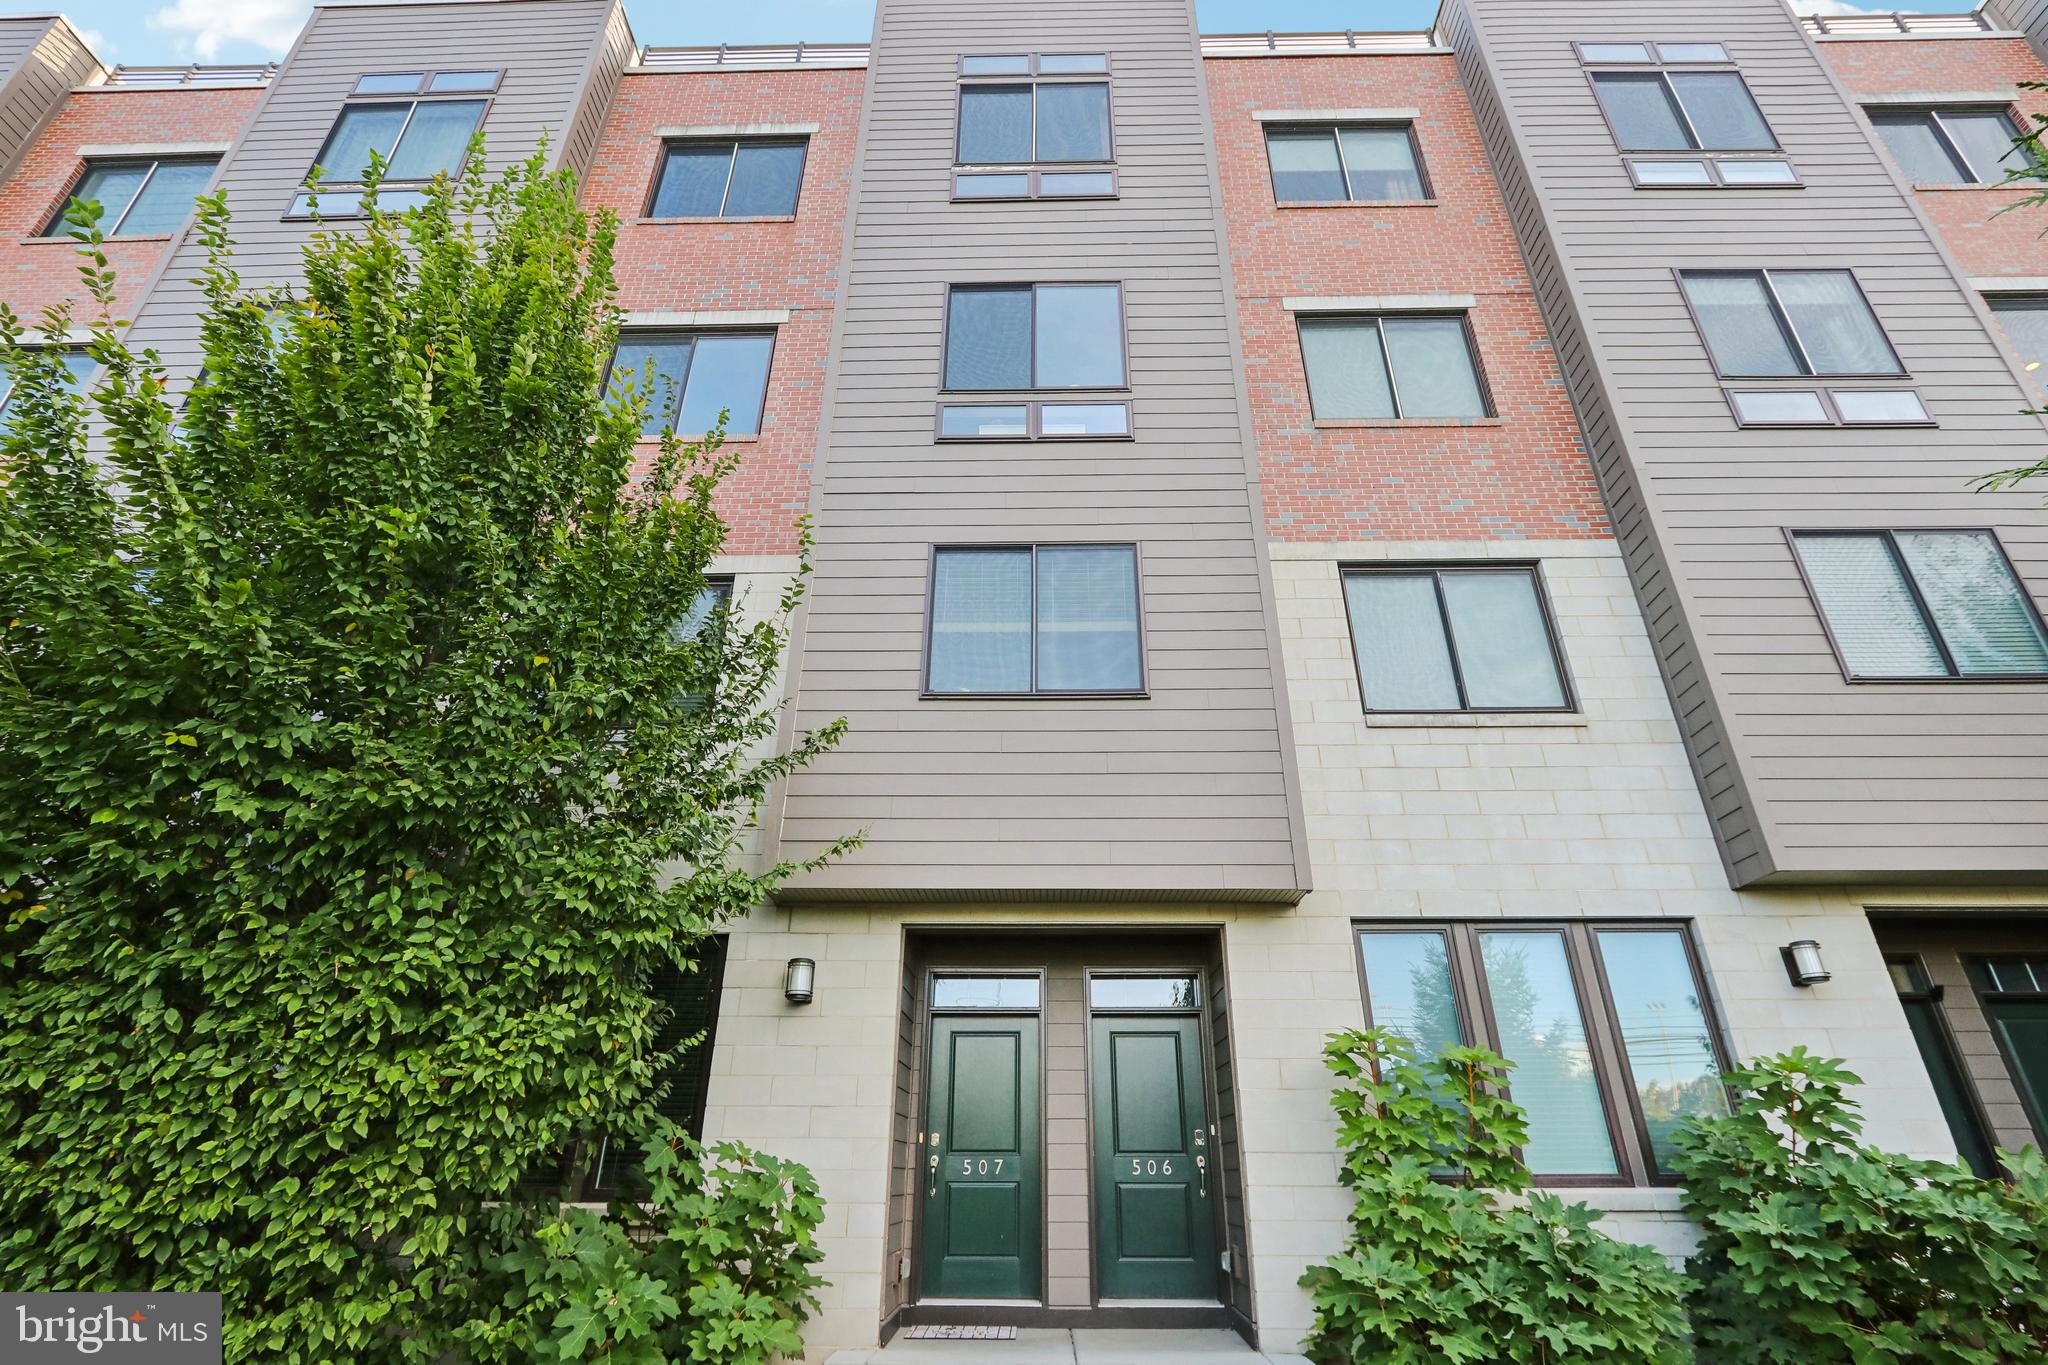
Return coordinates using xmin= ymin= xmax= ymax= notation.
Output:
xmin=675 ymin=334 xmax=773 ymax=437
xmin=945 ymin=285 xmax=1033 ymax=390
xmin=939 ymin=404 xmax=1029 ymax=437
xmin=384 ymin=98 xmax=485 ymax=180
xmin=1992 ymin=297 xmax=2048 ymax=397
xmin=1038 ymin=402 xmax=1129 ymax=436
xmin=1987 ymin=999 xmax=2048 ymax=1148
xmin=1895 ymin=531 xmax=2048 ymax=675
xmin=1829 ymin=389 xmax=1927 ymax=424
xmin=1631 ymin=158 xmax=1713 ymax=185
xmin=670 ymin=580 xmax=732 ymax=643
xmin=960 ymin=55 xmax=1031 ymax=76
xmin=611 ymin=337 xmax=693 ymax=435
xmin=1089 ymin=976 xmax=1200 ymax=1009
xmin=1036 ymin=82 xmax=1111 ymax=162
xmin=1730 ymin=389 xmax=1828 ymax=424
xmin=1038 ymin=53 xmax=1109 ymax=74
xmin=1339 ymin=127 xmax=1425 ymax=200
xmin=1440 ymin=571 xmax=1567 ymax=709
xmin=959 ymin=85 xmax=1034 ymax=163
xmin=955 ymin=172 xmax=1031 ymax=198
xmin=1773 ymin=271 xmax=1899 ymax=375
xmin=1793 ymin=533 xmax=1949 ymax=677
xmin=353 ymin=73 xmax=422 ymax=94
xmin=1034 ymin=284 xmax=1124 ymax=388
xmin=426 ymin=70 xmax=497 ymax=92
xmin=1668 ymin=72 xmax=1775 ymax=150
xmin=1344 ymin=573 xmax=1461 ymax=710
xmin=318 ymin=104 xmax=412 ymax=181
xmin=933 ymin=976 xmax=1041 ymax=1008
xmin=1476 ymin=931 xmax=1620 ymax=1177
xmin=1941 ymin=111 xmax=2025 ymax=183
xmin=373 ymin=188 xmax=431 ymax=213
xmin=1358 ymin=932 xmax=1463 ymax=1061
xmin=651 ymin=143 xmax=734 ymax=216
xmin=115 ymin=160 xmax=216 ymax=235
xmin=1579 ymin=42 xmax=1653 ymax=62
xmin=1717 ymin=158 xmax=1797 ymax=185
xmin=289 ymin=190 xmax=359 ymax=217
xmin=1899 ymin=995 xmax=2000 ymax=1178
xmin=58 ymin=163 xmax=149 ymax=235
xmin=1039 ymin=171 xmax=1115 ymax=196
xmin=1656 ymin=42 xmax=1729 ymax=62
xmin=1594 ymin=929 xmax=1727 ymax=1173
xmin=1382 ymin=317 xmax=1487 ymax=418
xmin=1681 ymin=273 xmax=1802 ymax=375
xmin=0 ymin=351 xmax=95 ymax=418
xmin=1266 ymin=129 xmax=1347 ymax=201
xmin=1299 ymin=319 xmax=1395 ymax=419
xmin=1035 ymin=545 xmax=1141 ymax=691
xmin=1871 ymin=114 xmax=1970 ymax=184
xmin=725 ymin=141 xmax=806 ymax=216
xmin=1592 ymin=73 xmax=1694 ymax=151
xmin=929 ymin=548 xmax=1032 ymax=693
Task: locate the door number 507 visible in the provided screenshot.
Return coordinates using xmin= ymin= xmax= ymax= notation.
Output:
xmin=1129 ymin=1158 xmax=1173 ymax=1176
xmin=958 ymin=1157 xmax=1004 ymax=1175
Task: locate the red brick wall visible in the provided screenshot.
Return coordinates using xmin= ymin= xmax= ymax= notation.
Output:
xmin=1205 ymin=54 xmax=1607 ymax=544
xmin=0 ymin=87 xmax=260 ymax=324
xmin=1816 ymin=35 xmax=2048 ymax=283
xmin=582 ymin=69 xmax=862 ymax=557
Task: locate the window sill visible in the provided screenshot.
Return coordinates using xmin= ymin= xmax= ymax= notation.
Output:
xmin=1312 ymin=417 xmax=1502 ymax=429
xmin=635 ymin=214 xmax=798 ymax=224
xmin=1365 ymin=710 xmax=1586 ymax=729
xmin=1276 ymin=198 xmax=1437 ymax=209
xmin=1910 ymin=182 xmax=2035 ymax=193
xmin=22 ymin=233 xmax=173 ymax=245
xmin=921 ymin=690 xmax=1149 ymax=701
xmin=633 ymin=432 xmax=761 ymax=445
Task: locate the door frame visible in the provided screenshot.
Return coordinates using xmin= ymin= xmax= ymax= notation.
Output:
xmin=1964 ymin=953 xmax=2048 ymax=1145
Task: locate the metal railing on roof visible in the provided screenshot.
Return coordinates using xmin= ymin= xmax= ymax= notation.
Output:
xmin=102 ymin=62 xmax=278 ymax=86
xmin=1800 ymin=10 xmax=1995 ymax=37
xmin=1199 ymin=30 xmax=1441 ymax=56
xmin=635 ymin=42 xmax=871 ymax=71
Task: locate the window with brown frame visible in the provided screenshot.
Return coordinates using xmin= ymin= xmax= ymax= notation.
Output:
xmin=953 ymin=52 xmax=1114 ymax=201
xmin=1355 ymin=921 xmax=1730 ymax=1185
xmin=288 ymin=70 xmax=500 ymax=219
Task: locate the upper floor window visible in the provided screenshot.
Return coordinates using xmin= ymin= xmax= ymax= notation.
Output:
xmin=0 ymin=349 xmax=95 ymax=421
xmin=292 ymin=71 xmax=499 ymax=217
xmin=1298 ymin=315 xmax=1490 ymax=420
xmin=957 ymin=56 xmax=1111 ymax=166
xmin=925 ymin=543 xmax=1143 ymax=696
xmin=1870 ymin=108 xmax=2027 ymax=186
xmin=46 ymin=157 xmax=218 ymax=238
xmin=1989 ymin=295 xmax=2048 ymax=396
xmin=1342 ymin=565 xmax=1571 ymax=713
xmin=1679 ymin=269 xmax=1902 ymax=377
xmin=1586 ymin=43 xmax=1775 ymax=153
xmin=1265 ymin=124 xmax=1428 ymax=203
xmin=649 ymin=139 xmax=807 ymax=219
xmin=1357 ymin=921 xmax=1729 ymax=1184
xmin=608 ymin=332 xmax=775 ymax=438
xmin=943 ymin=283 xmax=1125 ymax=391
xmin=1790 ymin=529 xmax=2048 ymax=680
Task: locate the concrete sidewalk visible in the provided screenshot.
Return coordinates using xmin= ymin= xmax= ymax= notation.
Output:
xmin=825 ymin=1327 xmax=1313 ymax=1364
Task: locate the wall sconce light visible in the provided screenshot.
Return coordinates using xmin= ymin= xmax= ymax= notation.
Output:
xmin=1781 ymin=939 xmax=1829 ymax=988
xmin=784 ymin=957 xmax=816 ymax=1006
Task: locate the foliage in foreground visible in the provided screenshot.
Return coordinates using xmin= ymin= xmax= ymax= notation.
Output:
xmin=1672 ymin=1048 xmax=2048 ymax=1365
xmin=1299 ymin=1028 xmax=1691 ymax=1365
xmin=0 ymin=154 xmax=848 ymax=1362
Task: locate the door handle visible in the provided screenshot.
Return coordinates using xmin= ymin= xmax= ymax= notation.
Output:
xmin=1195 ymin=1153 xmax=1208 ymax=1199
xmin=928 ymin=1152 xmax=939 ymax=1197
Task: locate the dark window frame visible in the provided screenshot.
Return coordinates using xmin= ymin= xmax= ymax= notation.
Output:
xmin=921 ymin=541 xmax=1148 ymax=699
xmin=1867 ymin=105 xmax=2031 ymax=186
xmin=1622 ymin=154 xmax=1800 ymax=189
xmin=1786 ymin=527 xmax=2048 ymax=683
xmin=1353 ymin=919 xmax=1733 ymax=1188
xmin=1584 ymin=61 xmax=1781 ymax=154
xmin=1296 ymin=312 xmax=1497 ymax=421
xmin=954 ymin=60 xmax=1116 ymax=168
xmin=1573 ymin=41 xmax=1733 ymax=66
xmin=949 ymin=167 xmax=1120 ymax=202
xmin=1339 ymin=562 xmax=1576 ymax=715
xmin=927 ymin=968 xmax=1048 ymax=1013
xmin=1888 ymin=952 xmax=2004 ymax=1177
xmin=933 ymin=399 xmax=1133 ymax=442
xmin=940 ymin=281 xmax=1130 ymax=394
xmin=1262 ymin=122 xmax=1434 ymax=204
xmin=1676 ymin=268 xmax=1906 ymax=379
xmin=42 ymin=155 xmax=221 ymax=238
xmin=603 ymin=329 xmax=779 ymax=440
xmin=1721 ymin=385 xmax=1932 ymax=429
xmin=644 ymin=136 xmax=810 ymax=220
xmin=290 ymin=74 xmax=501 ymax=218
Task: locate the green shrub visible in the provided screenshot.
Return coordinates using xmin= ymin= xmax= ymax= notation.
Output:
xmin=1300 ymin=1028 xmax=1691 ymax=1365
xmin=1671 ymin=1048 xmax=2048 ymax=1364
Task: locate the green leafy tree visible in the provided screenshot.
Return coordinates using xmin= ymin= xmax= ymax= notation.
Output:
xmin=0 ymin=152 xmax=849 ymax=1363
xmin=1671 ymin=1048 xmax=2048 ymax=1364
xmin=1299 ymin=1028 xmax=1691 ymax=1365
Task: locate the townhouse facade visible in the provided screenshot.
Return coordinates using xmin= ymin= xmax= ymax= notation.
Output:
xmin=4 ymin=0 xmax=2047 ymax=1357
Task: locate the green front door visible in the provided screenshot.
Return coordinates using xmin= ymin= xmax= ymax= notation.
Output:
xmin=920 ymin=1015 xmax=1042 ymax=1300
xmin=1089 ymin=1014 xmax=1218 ymax=1300
xmin=1987 ymin=998 xmax=2048 ymax=1142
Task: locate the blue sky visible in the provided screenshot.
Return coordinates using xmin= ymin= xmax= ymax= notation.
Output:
xmin=52 ymin=0 xmax=1984 ymax=67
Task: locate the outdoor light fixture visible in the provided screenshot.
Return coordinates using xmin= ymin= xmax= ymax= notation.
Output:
xmin=1781 ymin=939 xmax=1830 ymax=988
xmin=784 ymin=957 xmax=816 ymax=1005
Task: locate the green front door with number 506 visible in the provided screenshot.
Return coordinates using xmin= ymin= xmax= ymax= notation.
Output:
xmin=921 ymin=1015 xmax=1042 ymax=1299
xmin=1089 ymin=1014 xmax=1217 ymax=1300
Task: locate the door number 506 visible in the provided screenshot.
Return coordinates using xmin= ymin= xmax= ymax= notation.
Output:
xmin=1129 ymin=1158 xmax=1173 ymax=1176
xmin=958 ymin=1157 xmax=1004 ymax=1175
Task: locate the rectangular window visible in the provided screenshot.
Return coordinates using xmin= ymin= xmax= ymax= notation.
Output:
xmin=943 ymin=283 xmax=1125 ymax=391
xmin=1356 ymin=922 xmax=1729 ymax=1184
xmin=1791 ymin=529 xmax=2048 ymax=680
xmin=46 ymin=157 xmax=218 ymax=237
xmin=1341 ymin=565 xmax=1571 ymax=712
xmin=1989 ymin=295 xmax=2048 ymax=397
xmin=672 ymin=577 xmax=733 ymax=643
xmin=581 ymin=935 xmax=728 ymax=1196
xmin=1265 ymin=124 xmax=1429 ymax=203
xmin=926 ymin=544 xmax=1142 ymax=696
xmin=1591 ymin=69 xmax=1776 ymax=151
xmin=936 ymin=399 xmax=1130 ymax=440
xmin=952 ymin=168 xmax=1117 ymax=201
xmin=294 ymin=76 xmax=494 ymax=216
xmin=957 ymin=58 xmax=1111 ymax=166
xmin=1679 ymin=269 xmax=1902 ymax=377
xmin=0 ymin=349 xmax=96 ymax=420
xmin=932 ymin=974 xmax=1043 ymax=1009
xmin=648 ymin=139 xmax=807 ymax=218
xmin=1870 ymin=108 xmax=2028 ymax=185
xmin=1625 ymin=155 xmax=1797 ymax=187
xmin=1297 ymin=315 xmax=1490 ymax=420
xmin=1724 ymin=387 xmax=1929 ymax=428
xmin=609 ymin=332 xmax=775 ymax=438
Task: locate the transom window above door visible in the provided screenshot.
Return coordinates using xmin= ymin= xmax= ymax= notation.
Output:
xmin=607 ymin=332 xmax=776 ymax=438
xmin=292 ymin=71 xmax=499 ymax=218
xmin=648 ymin=139 xmax=808 ymax=218
xmin=943 ymin=283 xmax=1126 ymax=391
xmin=956 ymin=57 xmax=1111 ymax=166
xmin=1265 ymin=124 xmax=1429 ymax=203
xmin=46 ymin=157 xmax=218 ymax=238
xmin=1341 ymin=565 xmax=1572 ymax=713
xmin=1869 ymin=108 xmax=2029 ymax=186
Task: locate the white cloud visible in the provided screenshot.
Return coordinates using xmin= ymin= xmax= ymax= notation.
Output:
xmin=149 ymin=0 xmax=309 ymax=60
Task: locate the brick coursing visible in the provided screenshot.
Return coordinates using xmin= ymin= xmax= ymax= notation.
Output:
xmin=1205 ymin=54 xmax=1610 ymax=544
xmin=583 ymin=69 xmax=862 ymax=557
